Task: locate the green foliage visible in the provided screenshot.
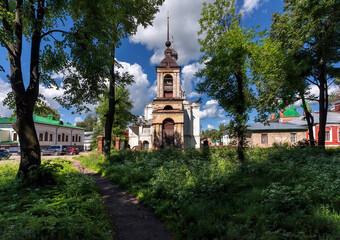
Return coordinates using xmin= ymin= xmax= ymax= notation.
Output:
xmin=95 ymin=85 xmax=135 ymax=137
xmin=197 ymin=0 xmax=259 ymax=161
xmin=75 ymin=113 xmax=98 ymax=131
xmin=80 ymin=148 xmax=340 ymax=239
xmin=201 ymin=123 xmax=228 ymax=140
xmin=0 ymin=160 xmax=113 ymax=240
xmin=58 ymin=0 xmax=165 ymax=112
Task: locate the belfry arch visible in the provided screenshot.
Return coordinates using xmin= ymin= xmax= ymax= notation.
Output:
xmin=162 ymin=118 xmax=174 ymax=146
xmin=163 ymin=74 xmax=173 ymax=97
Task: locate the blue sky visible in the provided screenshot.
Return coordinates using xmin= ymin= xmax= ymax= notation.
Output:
xmin=1 ymin=0 xmax=333 ymax=131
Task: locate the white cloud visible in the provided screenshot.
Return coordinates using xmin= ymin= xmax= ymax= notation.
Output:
xmin=39 ymin=85 xmax=64 ymax=110
xmin=219 ymin=119 xmax=230 ymax=124
xmin=181 ymin=61 xmax=205 ymax=98
xmin=241 ymin=0 xmax=268 ymax=15
xmin=130 ymin=0 xmax=214 ymax=65
xmin=294 ymin=84 xmax=339 ymax=108
xmin=0 ymin=77 xmax=13 ymax=117
xmin=74 ymin=117 xmax=83 ymax=123
xmin=0 ymin=76 xmax=66 ymax=117
xmin=207 ymin=124 xmax=214 ymax=129
xmin=116 ymin=60 xmax=155 ymax=115
xmin=198 ymin=99 xmax=225 ymax=120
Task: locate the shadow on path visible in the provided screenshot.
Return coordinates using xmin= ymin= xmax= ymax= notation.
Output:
xmin=71 ymin=160 xmax=173 ymax=240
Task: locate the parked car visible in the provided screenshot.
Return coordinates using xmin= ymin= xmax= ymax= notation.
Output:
xmin=9 ymin=147 xmax=20 ymax=155
xmin=65 ymin=147 xmax=80 ymax=155
xmin=0 ymin=149 xmax=11 ymax=160
xmin=41 ymin=145 xmax=67 ymax=156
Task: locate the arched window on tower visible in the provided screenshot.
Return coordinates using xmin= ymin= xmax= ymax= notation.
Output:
xmin=163 ymin=74 xmax=173 ymax=97
xmin=164 ymin=105 xmax=173 ymax=110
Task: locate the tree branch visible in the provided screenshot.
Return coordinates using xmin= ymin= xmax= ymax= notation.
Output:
xmin=306 ymin=77 xmax=319 ymax=86
xmin=40 ymin=29 xmax=69 ymax=39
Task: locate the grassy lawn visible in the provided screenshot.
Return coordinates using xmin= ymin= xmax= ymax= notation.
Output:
xmin=79 ymin=147 xmax=340 ymax=240
xmin=0 ymin=159 xmax=113 ymax=240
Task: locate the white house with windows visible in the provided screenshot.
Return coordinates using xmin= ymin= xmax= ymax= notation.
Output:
xmin=0 ymin=115 xmax=85 ymax=150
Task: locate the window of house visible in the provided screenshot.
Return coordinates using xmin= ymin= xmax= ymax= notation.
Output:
xmin=39 ymin=133 xmax=43 ymax=141
xmin=49 ymin=134 xmax=53 ymax=141
xmin=44 ymin=132 xmax=48 ymax=141
xmin=13 ymin=133 xmax=17 ymax=141
xmin=62 ymin=133 xmax=65 ymax=142
xmin=290 ymin=133 xmax=296 ymax=143
xmin=66 ymin=135 xmax=68 ymax=142
xmin=78 ymin=136 xmax=81 ymax=142
xmin=143 ymin=127 xmax=150 ymax=134
xmin=72 ymin=136 xmax=75 ymax=142
xmin=261 ymin=134 xmax=268 ymax=144
xmin=325 ymin=130 xmax=330 ymax=142
xmin=58 ymin=134 xmax=61 ymax=142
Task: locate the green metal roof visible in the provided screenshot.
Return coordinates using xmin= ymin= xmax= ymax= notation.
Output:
xmin=282 ymin=105 xmax=300 ymax=117
xmin=0 ymin=115 xmax=84 ymax=130
xmin=0 ymin=117 xmax=11 ymax=124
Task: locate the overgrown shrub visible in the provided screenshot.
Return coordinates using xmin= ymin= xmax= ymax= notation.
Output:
xmin=80 ymin=147 xmax=340 ymax=239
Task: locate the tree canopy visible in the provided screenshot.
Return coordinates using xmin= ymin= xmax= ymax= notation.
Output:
xmin=197 ymin=0 xmax=257 ymax=162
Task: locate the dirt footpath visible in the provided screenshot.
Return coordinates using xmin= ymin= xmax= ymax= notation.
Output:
xmin=71 ymin=159 xmax=173 ymax=240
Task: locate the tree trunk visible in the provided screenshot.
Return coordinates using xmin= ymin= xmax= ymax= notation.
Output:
xmin=300 ymin=92 xmax=315 ymax=146
xmin=15 ymin=107 xmax=41 ymax=178
xmin=104 ymin=47 xmax=116 ymax=157
xmin=318 ymin=58 xmax=327 ymax=148
xmin=235 ymin=69 xmax=246 ymax=163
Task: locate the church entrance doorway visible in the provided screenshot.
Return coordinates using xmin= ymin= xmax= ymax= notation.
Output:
xmin=163 ymin=118 xmax=174 ymax=147
xmin=142 ymin=141 xmax=149 ymax=150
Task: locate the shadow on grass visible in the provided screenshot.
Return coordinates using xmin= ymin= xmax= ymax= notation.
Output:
xmin=0 ymin=159 xmax=113 ymax=240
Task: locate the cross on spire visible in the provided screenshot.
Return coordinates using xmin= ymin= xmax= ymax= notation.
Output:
xmin=165 ymin=12 xmax=171 ymax=47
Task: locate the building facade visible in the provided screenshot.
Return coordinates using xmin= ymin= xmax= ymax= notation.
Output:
xmin=0 ymin=115 xmax=85 ymax=150
xmin=129 ymin=18 xmax=200 ymax=150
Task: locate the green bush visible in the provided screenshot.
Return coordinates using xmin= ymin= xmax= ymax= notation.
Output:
xmin=0 ymin=160 xmax=113 ymax=240
xmin=80 ymin=147 xmax=340 ymax=240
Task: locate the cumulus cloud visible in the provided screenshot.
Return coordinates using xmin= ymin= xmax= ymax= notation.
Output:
xmin=39 ymin=85 xmax=64 ymax=110
xmin=219 ymin=119 xmax=230 ymax=124
xmin=207 ymin=124 xmax=215 ymax=129
xmin=130 ymin=0 xmax=214 ymax=65
xmin=241 ymin=0 xmax=268 ymax=14
xmin=0 ymin=77 xmax=13 ymax=117
xmin=116 ymin=61 xmax=155 ymax=115
xmin=0 ymin=76 xmax=66 ymax=117
xmin=198 ymin=100 xmax=225 ymax=120
xmin=294 ymin=84 xmax=339 ymax=108
xmin=181 ymin=61 xmax=205 ymax=98
xmin=74 ymin=116 xmax=83 ymax=123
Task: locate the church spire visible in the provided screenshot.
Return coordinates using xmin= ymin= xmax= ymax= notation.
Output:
xmin=165 ymin=12 xmax=171 ymax=47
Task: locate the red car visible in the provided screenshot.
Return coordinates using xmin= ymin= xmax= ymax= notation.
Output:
xmin=66 ymin=147 xmax=80 ymax=155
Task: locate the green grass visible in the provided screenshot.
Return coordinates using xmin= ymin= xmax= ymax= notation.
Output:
xmin=0 ymin=159 xmax=113 ymax=240
xmin=80 ymin=147 xmax=340 ymax=240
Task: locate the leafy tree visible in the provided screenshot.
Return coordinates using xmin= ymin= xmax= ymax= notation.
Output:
xmin=76 ymin=114 xmax=97 ymax=131
xmin=197 ymin=0 xmax=256 ymax=162
xmin=92 ymin=85 xmax=135 ymax=149
xmin=252 ymin=34 xmax=317 ymax=146
xmin=57 ymin=0 xmax=164 ymax=157
xmin=0 ymin=0 xmax=74 ymax=177
xmin=269 ymin=0 xmax=340 ymax=147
